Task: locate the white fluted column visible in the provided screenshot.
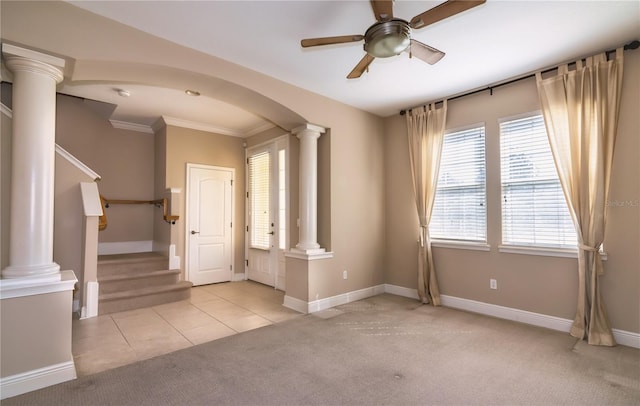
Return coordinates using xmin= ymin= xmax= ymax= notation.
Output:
xmin=2 ymin=44 xmax=65 ymax=279
xmin=291 ymin=123 xmax=327 ymax=256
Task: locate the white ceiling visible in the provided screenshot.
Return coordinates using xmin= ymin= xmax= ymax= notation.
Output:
xmin=63 ymin=0 xmax=639 ymax=133
xmin=60 ymin=83 xmax=274 ymax=136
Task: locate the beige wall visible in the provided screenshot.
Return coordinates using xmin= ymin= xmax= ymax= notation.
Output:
xmin=163 ymin=125 xmax=246 ymax=278
xmin=384 ymin=50 xmax=640 ymax=334
xmin=55 ymin=95 xmax=155 ymax=244
xmin=316 ymin=115 xmax=386 ymax=299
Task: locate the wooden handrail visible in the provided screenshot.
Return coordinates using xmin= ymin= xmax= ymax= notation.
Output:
xmin=103 ymin=199 xmax=159 ymax=205
xmin=99 ymin=195 xmax=178 ymax=230
xmin=99 ymin=195 xmax=108 ymax=231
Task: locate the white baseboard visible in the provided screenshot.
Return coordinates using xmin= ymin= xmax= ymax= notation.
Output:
xmin=98 ymin=240 xmax=153 ymax=255
xmin=232 ymin=272 xmax=246 ymax=282
xmin=168 ymin=244 xmax=180 ymax=270
xmin=283 ymin=295 xmax=308 ymax=313
xmin=80 ymin=281 xmax=99 ymax=319
xmin=384 ymin=284 xmax=420 ymax=300
xmin=151 ymin=242 xmax=180 ymax=270
xmin=611 ymin=328 xmax=640 ymax=349
xmin=284 ymin=285 xmax=386 ymax=314
xmin=0 ymin=360 xmax=76 ymax=400
xmin=439 ymin=294 xmax=574 ymax=333
xmin=308 ymin=284 xmax=386 ymax=313
xmin=382 ymin=284 xmax=640 ymax=349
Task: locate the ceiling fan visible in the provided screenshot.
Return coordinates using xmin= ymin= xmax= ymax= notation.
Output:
xmin=301 ymin=0 xmax=486 ymax=79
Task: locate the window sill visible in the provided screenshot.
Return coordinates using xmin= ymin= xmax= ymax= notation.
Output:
xmin=431 ymin=240 xmax=491 ymax=252
xmin=498 ymin=245 xmax=607 ymax=260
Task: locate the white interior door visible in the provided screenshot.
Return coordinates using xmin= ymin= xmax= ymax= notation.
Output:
xmin=246 ymin=138 xmax=288 ymax=289
xmin=187 ymin=164 xmax=233 ymax=286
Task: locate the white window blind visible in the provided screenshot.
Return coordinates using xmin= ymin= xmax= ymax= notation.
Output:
xmin=431 ymin=126 xmax=487 ymax=242
xmin=500 ymin=114 xmax=577 ymax=248
xmin=248 ymin=151 xmax=271 ymax=249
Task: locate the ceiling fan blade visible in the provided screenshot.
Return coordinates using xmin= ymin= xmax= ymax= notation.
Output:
xmin=347 ymin=54 xmax=375 ymax=79
xmin=301 ymin=35 xmax=364 ymax=48
xmin=410 ymin=0 xmax=486 ymax=29
xmin=370 ymin=0 xmax=394 ymax=21
xmin=409 ymin=39 xmax=445 ymax=65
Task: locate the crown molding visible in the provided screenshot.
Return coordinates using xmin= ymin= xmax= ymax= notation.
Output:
xmin=109 ymin=119 xmax=154 ymax=134
xmin=244 ymin=121 xmax=277 ymax=137
xmin=158 ymin=115 xmax=274 ymax=138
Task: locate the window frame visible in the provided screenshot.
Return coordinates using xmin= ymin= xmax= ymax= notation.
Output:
xmin=498 ymin=111 xmax=579 ymax=253
xmin=430 ymin=123 xmax=488 ymax=247
xmin=247 ymin=150 xmax=272 ymax=250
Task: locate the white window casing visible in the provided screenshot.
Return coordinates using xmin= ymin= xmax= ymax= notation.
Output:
xmin=431 ymin=125 xmax=487 ymax=243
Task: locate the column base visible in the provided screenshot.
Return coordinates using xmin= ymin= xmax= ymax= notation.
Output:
xmin=2 ymin=262 xmax=61 ymax=279
xmin=285 ymin=248 xmax=334 ymax=260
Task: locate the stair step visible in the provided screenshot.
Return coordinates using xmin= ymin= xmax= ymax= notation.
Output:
xmin=98 ymin=252 xmax=168 ymax=275
xmin=98 ymin=281 xmax=192 ymax=315
xmin=98 ymin=269 xmax=181 ymax=294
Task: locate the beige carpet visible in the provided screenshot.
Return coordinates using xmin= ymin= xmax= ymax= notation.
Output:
xmin=4 ymin=294 xmax=639 ymax=405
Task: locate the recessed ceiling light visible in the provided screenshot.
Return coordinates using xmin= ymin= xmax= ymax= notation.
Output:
xmin=185 ymin=89 xmax=200 ymax=96
xmin=116 ymin=88 xmax=130 ymax=97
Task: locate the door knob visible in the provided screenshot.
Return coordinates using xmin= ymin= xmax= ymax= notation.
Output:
xmin=267 ymin=231 xmax=275 ymax=235
xmin=191 ymin=230 xmax=199 ymax=235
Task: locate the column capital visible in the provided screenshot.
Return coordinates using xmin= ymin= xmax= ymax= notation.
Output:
xmin=2 ymin=43 xmax=65 ymax=83
xmin=292 ymin=123 xmax=326 ymax=138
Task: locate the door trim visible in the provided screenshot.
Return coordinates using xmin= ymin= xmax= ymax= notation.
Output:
xmin=244 ymin=134 xmax=289 ymax=288
xmin=184 ymin=163 xmax=235 ymax=284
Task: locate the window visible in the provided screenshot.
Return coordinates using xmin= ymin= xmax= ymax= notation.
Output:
xmin=500 ymin=114 xmax=577 ymax=248
xmin=248 ymin=151 xmax=270 ymax=249
xmin=431 ymin=125 xmax=487 ymax=242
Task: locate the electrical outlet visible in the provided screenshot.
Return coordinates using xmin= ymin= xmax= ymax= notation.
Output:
xmin=490 ymin=279 xmax=497 ymax=290
xmin=343 ymin=270 xmax=348 ymax=280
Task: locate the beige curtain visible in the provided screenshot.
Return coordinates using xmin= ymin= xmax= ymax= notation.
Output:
xmin=536 ymin=49 xmax=624 ymax=346
xmin=406 ymin=102 xmax=447 ymax=305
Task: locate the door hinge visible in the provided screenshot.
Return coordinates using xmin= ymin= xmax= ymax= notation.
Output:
xmin=230 ymin=264 xmax=233 ymax=271
xmin=246 ymin=226 xmax=249 ymax=232
xmin=246 ymin=191 xmax=249 ymax=198
xmin=245 ymin=259 xmax=249 ymax=267
xmin=231 ymin=179 xmax=234 ymax=186
xmin=230 ymin=222 xmax=232 ymax=228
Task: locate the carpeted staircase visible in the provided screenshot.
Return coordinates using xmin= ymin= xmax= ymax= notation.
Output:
xmin=97 ymin=252 xmax=192 ymax=315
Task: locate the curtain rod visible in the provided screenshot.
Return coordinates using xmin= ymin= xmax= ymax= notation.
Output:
xmin=399 ymin=39 xmax=639 ymax=116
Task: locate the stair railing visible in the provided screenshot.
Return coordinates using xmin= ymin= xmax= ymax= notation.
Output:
xmin=99 ymin=195 xmax=179 ymax=230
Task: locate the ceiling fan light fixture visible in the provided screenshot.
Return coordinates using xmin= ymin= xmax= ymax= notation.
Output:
xmin=364 ymin=19 xmax=411 ymax=58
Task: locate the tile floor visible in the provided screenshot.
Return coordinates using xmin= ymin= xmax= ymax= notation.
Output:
xmin=72 ymin=281 xmax=303 ymax=377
